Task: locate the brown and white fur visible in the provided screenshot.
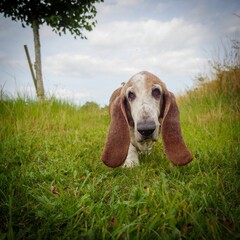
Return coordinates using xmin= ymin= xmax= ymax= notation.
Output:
xmin=101 ymin=71 xmax=193 ymax=168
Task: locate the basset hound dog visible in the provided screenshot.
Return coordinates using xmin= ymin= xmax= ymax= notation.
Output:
xmin=101 ymin=71 xmax=193 ymax=168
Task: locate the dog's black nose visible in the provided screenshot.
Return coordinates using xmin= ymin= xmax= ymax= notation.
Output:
xmin=137 ymin=120 xmax=156 ymax=137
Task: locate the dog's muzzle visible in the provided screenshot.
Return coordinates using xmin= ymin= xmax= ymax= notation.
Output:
xmin=137 ymin=120 xmax=156 ymax=141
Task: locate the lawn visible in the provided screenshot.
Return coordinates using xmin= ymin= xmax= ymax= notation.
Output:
xmin=0 ymin=67 xmax=239 ymax=239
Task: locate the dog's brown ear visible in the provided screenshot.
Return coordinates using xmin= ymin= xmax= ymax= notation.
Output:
xmin=101 ymin=96 xmax=130 ymax=168
xmin=161 ymin=91 xmax=193 ymax=166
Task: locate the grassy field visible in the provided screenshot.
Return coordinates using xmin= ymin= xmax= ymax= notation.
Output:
xmin=0 ymin=65 xmax=240 ymax=239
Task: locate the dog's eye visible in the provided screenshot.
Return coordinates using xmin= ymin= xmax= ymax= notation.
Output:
xmin=152 ymin=88 xmax=161 ymax=99
xmin=128 ymin=91 xmax=136 ymax=101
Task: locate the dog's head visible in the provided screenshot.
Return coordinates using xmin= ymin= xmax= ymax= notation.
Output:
xmin=122 ymin=72 xmax=165 ymax=149
xmin=102 ymin=71 xmax=193 ymax=168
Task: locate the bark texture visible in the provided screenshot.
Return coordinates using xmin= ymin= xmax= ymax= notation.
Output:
xmin=32 ymin=19 xmax=45 ymax=99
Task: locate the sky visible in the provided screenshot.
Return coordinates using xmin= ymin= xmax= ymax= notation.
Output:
xmin=0 ymin=0 xmax=240 ymax=106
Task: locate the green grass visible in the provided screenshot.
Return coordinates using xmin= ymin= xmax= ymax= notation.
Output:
xmin=0 ymin=67 xmax=240 ymax=239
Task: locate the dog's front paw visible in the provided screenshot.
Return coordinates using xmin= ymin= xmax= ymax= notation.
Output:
xmin=122 ymin=157 xmax=139 ymax=168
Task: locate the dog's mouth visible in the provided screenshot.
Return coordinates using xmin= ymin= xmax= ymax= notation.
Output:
xmin=135 ymin=138 xmax=155 ymax=153
xmin=138 ymin=134 xmax=158 ymax=143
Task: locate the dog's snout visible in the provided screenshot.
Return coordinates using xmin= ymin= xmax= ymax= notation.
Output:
xmin=137 ymin=120 xmax=156 ymax=137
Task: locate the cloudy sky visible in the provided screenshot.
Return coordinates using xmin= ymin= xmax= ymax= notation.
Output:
xmin=0 ymin=0 xmax=240 ymax=106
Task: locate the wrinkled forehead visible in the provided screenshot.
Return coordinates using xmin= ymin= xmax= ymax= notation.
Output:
xmin=122 ymin=72 xmax=166 ymax=93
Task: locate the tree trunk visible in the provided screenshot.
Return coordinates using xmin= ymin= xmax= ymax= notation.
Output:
xmin=32 ymin=19 xmax=45 ymax=100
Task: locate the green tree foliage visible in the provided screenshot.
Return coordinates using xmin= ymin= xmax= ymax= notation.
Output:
xmin=0 ymin=0 xmax=104 ymax=99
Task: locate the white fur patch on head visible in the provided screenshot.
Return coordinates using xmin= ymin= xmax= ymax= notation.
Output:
xmin=131 ymin=72 xmax=147 ymax=83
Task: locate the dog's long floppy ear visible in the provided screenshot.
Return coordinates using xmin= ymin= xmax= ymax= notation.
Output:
xmin=161 ymin=91 xmax=193 ymax=166
xmin=101 ymin=95 xmax=130 ymax=168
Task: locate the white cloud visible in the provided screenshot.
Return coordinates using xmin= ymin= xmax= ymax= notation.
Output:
xmin=44 ymin=53 xmax=131 ymax=78
xmin=43 ymin=17 xmax=207 ymax=87
xmin=89 ymin=18 xmax=208 ymax=50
